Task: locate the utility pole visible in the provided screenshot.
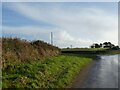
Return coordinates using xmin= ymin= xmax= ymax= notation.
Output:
xmin=70 ymin=45 xmax=72 ymax=48
xmin=50 ymin=32 xmax=53 ymax=45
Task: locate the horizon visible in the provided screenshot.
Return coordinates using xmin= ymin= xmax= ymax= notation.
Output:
xmin=2 ymin=2 xmax=118 ymax=48
xmin=1 ymin=37 xmax=119 ymax=49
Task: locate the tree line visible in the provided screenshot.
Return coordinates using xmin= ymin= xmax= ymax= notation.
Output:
xmin=90 ymin=42 xmax=119 ymax=50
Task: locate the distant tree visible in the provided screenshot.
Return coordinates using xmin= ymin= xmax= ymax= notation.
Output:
xmin=108 ymin=42 xmax=112 ymax=48
xmin=90 ymin=43 xmax=100 ymax=48
xmin=112 ymin=46 xmax=119 ymax=50
xmin=103 ymin=42 xmax=108 ymax=48
xmin=67 ymin=47 xmax=69 ymax=49
xmin=94 ymin=43 xmax=100 ymax=48
xmin=103 ymin=42 xmax=112 ymax=48
xmin=102 ymin=42 xmax=117 ymax=49
xmin=108 ymin=42 xmax=111 ymax=45
xmin=100 ymin=43 xmax=102 ymax=48
xmin=110 ymin=44 xmax=115 ymax=49
xmin=90 ymin=45 xmax=94 ymax=48
xmin=90 ymin=42 xmax=119 ymax=50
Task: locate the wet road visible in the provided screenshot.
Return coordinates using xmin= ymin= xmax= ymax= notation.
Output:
xmin=81 ymin=54 xmax=119 ymax=88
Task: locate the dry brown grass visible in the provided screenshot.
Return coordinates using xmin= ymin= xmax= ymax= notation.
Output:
xmin=2 ymin=37 xmax=60 ymax=69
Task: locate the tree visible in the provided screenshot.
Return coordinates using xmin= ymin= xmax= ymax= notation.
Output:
xmin=90 ymin=42 xmax=119 ymax=50
xmin=103 ymin=42 xmax=113 ymax=48
xmin=100 ymin=43 xmax=102 ymax=48
xmin=94 ymin=43 xmax=100 ymax=48
xmin=90 ymin=45 xmax=94 ymax=48
xmin=110 ymin=44 xmax=115 ymax=49
xmin=112 ymin=46 xmax=119 ymax=50
xmin=90 ymin=43 xmax=100 ymax=48
xmin=108 ymin=42 xmax=112 ymax=48
xmin=103 ymin=42 xmax=108 ymax=48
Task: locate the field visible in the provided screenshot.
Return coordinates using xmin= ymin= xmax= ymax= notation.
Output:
xmin=2 ymin=54 xmax=93 ymax=88
xmin=61 ymin=48 xmax=120 ymax=55
xmin=61 ymin=48 xmax=107 ymax=51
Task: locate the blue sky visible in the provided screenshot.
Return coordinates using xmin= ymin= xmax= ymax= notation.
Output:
xmin=3 ymin=3 xmax=116 ymax=26
xmin=2 ymin=2 xmax=118 ymax=48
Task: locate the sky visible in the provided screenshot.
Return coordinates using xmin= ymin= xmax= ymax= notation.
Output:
xmin=2 ymin=2 xmax=118 ymax=48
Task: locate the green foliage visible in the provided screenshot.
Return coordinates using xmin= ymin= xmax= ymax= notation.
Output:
xmin=91 ymin=42 xmax=119 ymax=50
xmin=2 ymin=54 xmax=93 ymax=88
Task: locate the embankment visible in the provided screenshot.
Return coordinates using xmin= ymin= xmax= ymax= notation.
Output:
xmin=61 ymin=49 xmax=120 ymax=55
xmin=2 ymin=54 xmax=94 ymax=88
xmin=2 ymin=38 xmax=96 ymax=88
xmin=2 ymin=38 xmax=60 ymax=69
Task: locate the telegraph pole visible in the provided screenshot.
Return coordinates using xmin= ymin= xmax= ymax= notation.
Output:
xmin=50 ymin=32 xmax=53 ymax=45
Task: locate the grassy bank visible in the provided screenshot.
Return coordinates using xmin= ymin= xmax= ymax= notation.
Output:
xmin=2 ymin=38 xmax=60 ymax=69
xmin=2 ymin=54 xmax=93 ymax=88
xmin=61 ymin=48 xmax=107 ymax=51
xmin=101 ymin=50 xmax=120 ymax=55
xmin=61 ymin=48 xmax=120 ymax=55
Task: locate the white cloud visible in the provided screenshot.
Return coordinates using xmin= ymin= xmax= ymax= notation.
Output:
xmin=54 ymin=30 xmax=93 ymax=48
xmin=3 ymin=3 xmax=118 ymax=48
xmin=3 ymin=26 xmax=93 ymax=47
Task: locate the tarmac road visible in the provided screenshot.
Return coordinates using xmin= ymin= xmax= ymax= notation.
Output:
xmin=72 ymin=54 xmax=119 ymax=88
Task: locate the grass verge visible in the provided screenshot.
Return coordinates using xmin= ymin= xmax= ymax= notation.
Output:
xmin=61 ymin=48 xmax=107 ymax=51
xmin=2 ymin=54 xmax=94 ymax=88
xmin=97 ymin=50 xmax=120 ymax=55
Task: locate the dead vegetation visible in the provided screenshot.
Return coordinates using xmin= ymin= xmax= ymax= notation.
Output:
xmin=2 ymin=37 xmax=60 ymax=69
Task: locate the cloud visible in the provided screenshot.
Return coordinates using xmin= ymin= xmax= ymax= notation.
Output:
xmin=3 ymin=26 xmax=55 ymax=42
xmin=2 ymin=2 xmax=118 ymax=48
xmin=3 ymin=26 xmax=93 ymax=47
xmin=54 ymin=30 xmax=93 ymax=47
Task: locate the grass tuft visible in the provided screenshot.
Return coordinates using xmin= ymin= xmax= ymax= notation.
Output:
xmin=2 ymin=54 xmax=93 ymax=88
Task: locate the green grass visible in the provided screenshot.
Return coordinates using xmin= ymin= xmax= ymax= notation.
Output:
xmin=61 ymin=48 xmax=107 ymax=51
xmin=0 ymin=70 xmax=2 ymax=89
xmin=101 ymin=50 xmax=120 ymax=54
xmin=2 ymin=54 xmax=93 ymax=88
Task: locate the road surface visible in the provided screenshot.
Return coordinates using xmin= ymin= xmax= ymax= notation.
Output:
xmin=72 ymin=54 xmax=119 ymax=88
